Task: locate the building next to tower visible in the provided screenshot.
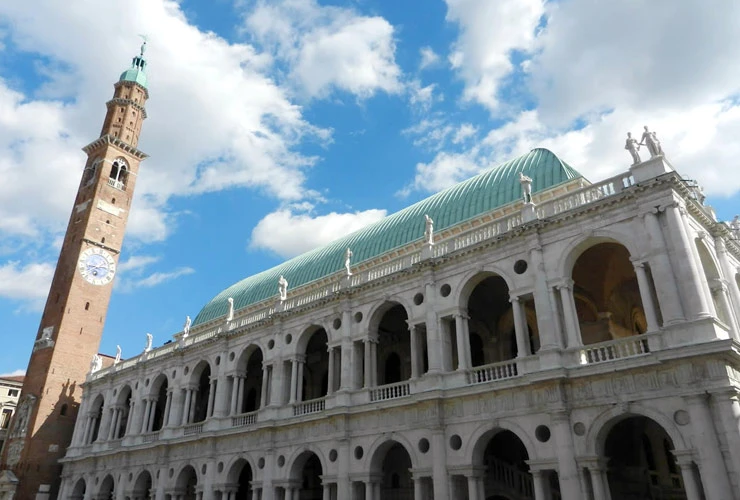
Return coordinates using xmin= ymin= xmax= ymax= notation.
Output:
xmin=2 ymin=44 xmax=740 ymax=500
xmin=0 ymin=44 xmax=149 ymax=500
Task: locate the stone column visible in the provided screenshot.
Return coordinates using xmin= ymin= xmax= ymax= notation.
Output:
xmin=327 ymin=347 xmax=335 ymax=395
xmin=340 ymin=307 xmax=354 ymax=391
xmin=163 ymin=389 xmax=173 ymax=427
xmin=686 ymin=394 xmax=733 ymax=499
xmin=431 ymin=430 xmax=449 ymax=500
xmin=642 ymin=210 xmax=685 ymax=324
xmin=413 ymin=477 xmax=424 ymax=500
xmin=140 ymin=398 xmax=152 ymax=434
xmin=632 ymin=261 xmax=660 ymax=332
xmin=168 ymin=388 xmax=183 ymax=427
xmin=424 ymin=276 xmax=443 ymax=373
xmin=236 ymin=376 xmax=245 ymax=413
xmin=587 ymin=464 xmax=609 ymax=500
xmin=125 ymin=400 xmax=136 ymax=435
xmin=454 ymin=314 xmax=470 ymax=370
xmin=716 ymin=237 xmax=740 ymax=330
xmin=363 ymin=339 xmax=373 ymax=388
xmin=289 ymin=359 xmax=299 ymax=404
xmin=530 ymin=245 xmax=559 ymax=350
xmin=296 ymin=359 xmax=305 ymax=401
xmin=531 ymin=470 xmax=548 ymax=500
xmin=408 ymin=324 xmax=420 ymax=379
xmin=147 ymin=397 xmax=158 ymax=432
xmin=710 ymin=391 xmax=740 ymax=493
xmin=322 ymin=483 xmax=331 ymax=500
xmin=106 ymin=407 xmax=118 ymax=440
xmin=557 ymin=281 xmax=582 ymax=348
xmin=364 ymin=482 xmax=373 ymax=500
xmin=369 ymin=341 xmax=378 ymax=386
xmin=673 ymin=454 xmax=703 ymax=500
xmin=550 ymin=412 xmax=581 ymax=498
xmin=465 ymin=474 xmax=483 ymax=500
xmin=260 ymin=364 xmax=270 ymax=408
xmin=711 ymin=280 xmax=739 ymax=337
xmin=546 ymin=287 xmax=565 ymax=349
xmin=213 ymin=372 xmax=228 ymax=418
xmin=664 ymin=205 xmax=712 ymax=319
xmin=207 ymin=378 xmax=217 ymax=418
xmin=510 ymin=295 xmax=530 ymax=357
xmin=229 ymin=376 xmax=239 ymax=415
xmin=181 ymin=389 xmax=193 ymax=425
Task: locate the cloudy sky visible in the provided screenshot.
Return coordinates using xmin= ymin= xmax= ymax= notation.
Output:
xmin=1 ymin=0 xmax=739 ymax=375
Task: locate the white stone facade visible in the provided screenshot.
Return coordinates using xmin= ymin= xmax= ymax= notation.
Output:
xmin=59 ymin=157 xmax=740 ymax=500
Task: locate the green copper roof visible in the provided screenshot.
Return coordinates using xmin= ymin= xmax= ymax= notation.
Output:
xmin=119 ymin=41 xmax=148 ymax=89
xmin=193 ymin=148 xmax=582 ymax=326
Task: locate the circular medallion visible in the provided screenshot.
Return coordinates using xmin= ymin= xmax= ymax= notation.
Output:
xmin=78 ymin=247 xmax=116 ymax=285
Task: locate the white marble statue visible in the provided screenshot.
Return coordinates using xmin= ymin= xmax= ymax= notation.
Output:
xmin=625 ymin=132 xmax=641 ymax=165
xmin=640 ymin=125 xmax=664 ymax=158
xmin=519 ymin=172 xmax=533 ymax=203
xmin=227 ymin=297 xmax=234 ymax=322
xmin=424 ymin=215 xmax=434 ymax=245
xmin=345 ymin=248 xmax=353 ymax=276
xmin=278 ymin=275 xmax=288 ymax=301
xmin=39 ymin=326 xmax=53 ymax=342
xmin=90 ymin=354 xmax=103 ymax=373
xmin=183 ymin=315 xmax=192 ymax=335
xmin=144 ymin=333 xmax=153 ymax=352
xmin=114 ymin=345 xmax=121 ymax=365
xmin=731 ymin=215 xmax=740 ymax=237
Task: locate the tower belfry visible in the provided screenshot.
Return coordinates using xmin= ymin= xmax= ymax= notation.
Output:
xmin=0 ymin=43 xmax=150 ymax=500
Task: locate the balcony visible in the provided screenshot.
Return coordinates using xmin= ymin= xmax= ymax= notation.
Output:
xmin=231 ymin=411 xmax=257 ymax=428
xmin=467 ymin=360 xmax=519 ymax=385
xmin=107 ymin=178 xmax=125 ymax=191
xmin=293 ymin=398 xmax=326 ymax=416
xmin=577 ymin=335 xmax=652 ymax=365
xmin=369 ymin=381 xmax=411 ymax=402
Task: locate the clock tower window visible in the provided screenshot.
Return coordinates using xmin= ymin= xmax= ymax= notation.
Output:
xmin=108 ymin=158 xmax=129 ymax=190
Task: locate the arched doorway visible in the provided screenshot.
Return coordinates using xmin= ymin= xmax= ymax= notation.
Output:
xmin=191 ymin=362 xmax=212 ymax=423
xmin=604 ymin=416 xmax=686 ymax=500
xmin=132 ymin=470 xmax=153 ymax=500
xmin=227 ymin=459 xmax=253 ymax=500
xmin=236 ymin=346 xmax=264 ymax=413
xmin=374 ymin=303 xmax=410 ymax=385
xmin=70 ymin=478 xmax=86 ymax=500
xmin=466 ymin=274 xmax=537 ymax=364
xmin=291 ymin=451 xmax=323 ymax=500
xmin=150 ymin=375 xmax=169 ymax=431
xmin=176 ymin=465 xmax=198 ymax=500
xmin=88 ymin=395 xmax=104 ymax=443
xmin=476 ymin=430 xmax=534 ymax=500
xmin=98 ymin=474 xmax=115 ymax=500
xmin=302 ymin=328 xmax=329 ymax=401
xmin=572 ymin=243 xmax=649 ymax=346
xmin=114 ymin=385 xmax=132 ymax=438
xmin=378 ymin=442 xmax=413 ymax=499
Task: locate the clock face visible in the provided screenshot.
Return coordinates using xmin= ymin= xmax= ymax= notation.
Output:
xmin=78 ymin=247 xmax=116 ymax=285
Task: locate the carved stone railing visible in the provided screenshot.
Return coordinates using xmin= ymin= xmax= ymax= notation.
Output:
xmin=89 ymin=171 xmax=638 ymax=381
xmin=293 ymin=398 xmax=326 ymax=416
xmin=141 ymin=431 xmax=159 ymax=443
xmin=485 ymin=456 xmax=534 ymax=499
xmin=466 ymin=360 xmax=519 ymax=385
xmin=183 ymin=423 xmax=204 ymax=436
xmin=107 ymin=178 xmax=125 ymax=191
xmin=369 ymin=381 xmax=411 ymax=402
xmin=231 ymin=411 xmax=257 ymax=428
xmin=107 ymin=438 xmax=122 ymax=450
xmin=578 ymin=334 xmax=651 ymax=365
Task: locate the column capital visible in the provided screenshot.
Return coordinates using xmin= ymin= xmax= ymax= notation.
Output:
xmin=553 ymin=277 xmax=574 ymax=290
xmin=509 ymin=294 xmax=521 ymax=303
xmin=452 ymin=310 xmax=470 ymax=320
xmin=671 ymin=449 xmax=697 ymax=467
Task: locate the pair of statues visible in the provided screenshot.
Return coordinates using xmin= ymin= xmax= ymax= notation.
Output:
xmin=625 ymin=125 xmax=664 ymax=165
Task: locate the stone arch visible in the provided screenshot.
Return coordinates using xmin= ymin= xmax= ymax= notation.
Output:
xmin=188 ymin=360 xmax=212 ymax=423
xmin=470 ymin=425 xmax=536 ymax=500
xmin=368 ymin=437 xmax=417 ymax=473
xmin=87 ymin=394 xmax=105 ymax=444
xmin=113 ymin=384 xmax=133 ymax=439
xmin=287 ymin=446 xmax=327 ymax=480
xmin=174 ymin=464 xmax=199 ymax=499
xmin=368 ymin=439 xmax=415 ymax=498
xmin=225 ymin=455 xmax=257 ymax=482
xmin=299 ymin=326 xmax=330 ymax=401
xmin=98 ymin=474 xmax=115 ymax=500
xmin=235 ymin=344 xmax=264 ymax=413
xmin=295 ymin=323 xmax=332 ymax=355
xmin=288 ymin=449 xmax=324 ymax=500
xmin=368 ymin=301 xmax=412 ymax=385
xmin=70 ymin=477 xmax=86 ymax=500
xmin=570 ymin=239 xmax=648 ymax=345
xmin=132 ymin=470 xmax=153 ymax=500
xmin=456 ymin=266 xmax=516 ymax=310
xmin=149 ymin=374 xmax=169 ymax=432
xmin=696 ymin=238 xmax=731 ymax=324
xmin=586 ymin=404 xmax=688 ymax=457
xmin=367 ymin=299 xmax=412 ymax=334
xmin=226 ymin=457 xmax=254 ymax=500
xmin=468 ymin=420 xmax=539 ymax=465
xmin=558 ymin=230 xmax=642 ymax=279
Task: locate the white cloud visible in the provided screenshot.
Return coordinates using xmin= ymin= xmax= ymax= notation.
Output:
xmin=419 ymin=46 xmax=440 ymax=70
xmin=445 ymin=0 xmax=545 ymax=111
xmin=134 ymin=267 xmax=195 ymax=288
xmin=402 ymin=151 xmax=484 ymax=195
xmin=246 ymin=0 xmax=402 ymax=99
xmin=0 ymin=0 xmax=329 ymax=244
xmin=117 ymin=255 xmax=160 ymax=274
xmin=0 ymin=261 xmax=54 ymax=304
xmin=250 ymin=207 xmax=387 ymax=258
xmin=0 ymin=369 xmax=25 ymax=377
xmin=408 ymin=80 xmax=439 ymax=111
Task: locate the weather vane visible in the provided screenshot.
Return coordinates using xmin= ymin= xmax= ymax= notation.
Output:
xmin=138 ymin=34 xmax=148 ymax=56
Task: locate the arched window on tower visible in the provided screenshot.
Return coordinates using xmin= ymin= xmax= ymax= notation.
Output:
xmin=108 ymin=158 xmax=129 ymax=191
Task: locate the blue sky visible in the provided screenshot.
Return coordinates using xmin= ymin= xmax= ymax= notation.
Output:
xmin=1 ymin=0 xmax=739 ymax=375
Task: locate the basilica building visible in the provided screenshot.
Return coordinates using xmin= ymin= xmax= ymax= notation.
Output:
xmin=3 ymin=47 xmax=740 ymax=500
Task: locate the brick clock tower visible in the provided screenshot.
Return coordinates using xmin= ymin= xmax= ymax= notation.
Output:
xmin=0 ymin=43 xmax=150 ymax=499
